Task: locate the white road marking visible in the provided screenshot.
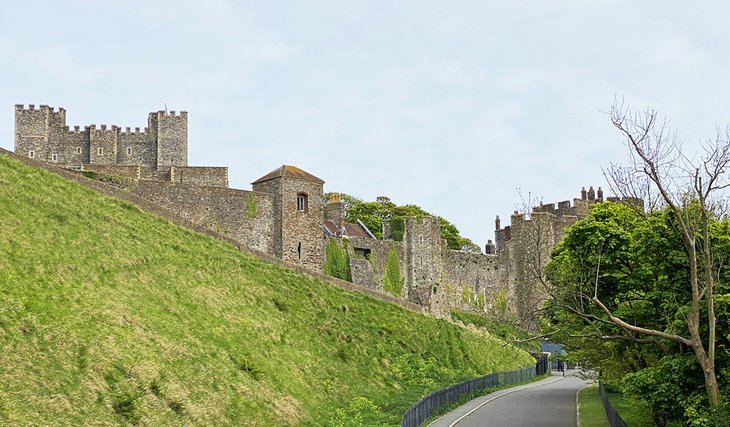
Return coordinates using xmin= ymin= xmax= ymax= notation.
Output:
xmin=442 ymin=376 xmax=566 ymax=427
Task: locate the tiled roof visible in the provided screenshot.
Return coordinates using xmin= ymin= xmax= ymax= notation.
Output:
xmin=343 ymin=222 xmax=373 ymax=239
xmin=322 ymin=220 xmax=376 ymax=239
xmin=323 ymin=220 xmax=340 ymax=236
xmin=252 ymin=165 xmax=325 ymax=184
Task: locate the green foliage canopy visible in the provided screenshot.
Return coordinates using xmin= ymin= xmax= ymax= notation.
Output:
xmin=337 ymin=194 xmax=481 ymax=252
xmin=544 ymin=201 xmax=730 ymax=426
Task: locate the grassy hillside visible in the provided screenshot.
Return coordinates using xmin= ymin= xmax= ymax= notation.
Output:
xmin=0 ymin=154 xmax=534 ymax=426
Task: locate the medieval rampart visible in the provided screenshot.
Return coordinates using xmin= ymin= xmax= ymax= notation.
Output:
xmin=12 ymin=105 xmax=623 ymax=322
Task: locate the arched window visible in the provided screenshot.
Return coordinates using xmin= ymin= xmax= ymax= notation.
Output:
xmin=297 ymin=193 xmax=308 ymax=212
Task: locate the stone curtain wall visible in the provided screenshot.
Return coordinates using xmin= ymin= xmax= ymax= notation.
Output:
xmin=348 ymin=237 xmax=407 ymax=294
xmin=442 ymin=251 xmax=504 ymax=311
xmin=126 ymin=180 xmax=274 ymax=254
xmin=117 ymin=128 xmax=157 ymax=167
xmin=82 ymin=165 xmax=141 ymax=180
xmin=251 ymin=179 xmax=283 ymax=258
xmin=171 ymin=166 xmax=228 ymax=187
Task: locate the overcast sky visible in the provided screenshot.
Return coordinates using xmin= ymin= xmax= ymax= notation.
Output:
xmin=2 ymin=1 xmax=729 ymax=249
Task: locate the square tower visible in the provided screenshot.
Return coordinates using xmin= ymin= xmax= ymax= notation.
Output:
xmin=148 ymin=110 xmax=188 ymax=168
xmin=252 ymin=165 xmax=325 ymax=271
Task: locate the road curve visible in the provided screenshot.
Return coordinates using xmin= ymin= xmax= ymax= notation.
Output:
xmin=429 ymin=370 xmax=592 ymax=427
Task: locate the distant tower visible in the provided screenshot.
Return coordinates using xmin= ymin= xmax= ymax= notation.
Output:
xmin=15 ymin=105 xmax=189 ymax=170
xmin=252 ymin=165 xmax=325 ymax=271
xmin=325 ymin=192 xmax=345 ymax=230
xmin=149 ymin=110 xmax=188 ymax=168
xmin=14 ymin=104 xmax=69 ymax=164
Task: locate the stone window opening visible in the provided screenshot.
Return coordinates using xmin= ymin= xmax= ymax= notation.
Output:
xmin=296 ymin=193 xmax=308 ymax=213
xmin=127 ymin=147 xmax=132 ymax=156
xmin=297 ymin=242 xmax=302 ymax=260
xmin=97 ymin=147 xmax=104 ymax=156
xmin=75 ymin=147 xmax=82 ymax=154
xmin=354 ymin=247 xmax=371 ymax=259
xmin=51 ymin=153 xmax=58 ymax=162
xmin=28 ymin=150 xmax=35 ymax=159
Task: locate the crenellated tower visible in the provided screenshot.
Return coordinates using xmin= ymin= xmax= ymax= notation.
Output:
xmin=14 ymin=105 xmax=188 ymax=170
xmin=149 ymin=110 xmax=188 ymax=168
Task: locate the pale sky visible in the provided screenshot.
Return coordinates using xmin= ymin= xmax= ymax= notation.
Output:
xmin=2 ymin=1 xmax=729 ymax=249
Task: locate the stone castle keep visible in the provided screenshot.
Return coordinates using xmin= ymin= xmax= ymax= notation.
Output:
xmin=13 ymin=104 xmax=615 ymax=321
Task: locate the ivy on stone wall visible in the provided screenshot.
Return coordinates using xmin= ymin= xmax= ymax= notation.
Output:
xmin=324 ymin=238 xmax=351 ymax=281
xmin=245 ymin=193 xmax=257 ymax=219
xmin=382 ymin=246 xmax=404 ymax=297
xmin=476 ymin=293 xmax=485 ymax=309
xmin=461 ymin=287 xmax=474 ymax=304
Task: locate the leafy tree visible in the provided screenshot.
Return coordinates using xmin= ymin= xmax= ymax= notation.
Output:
xmin=603 ymin=100 xmax=730 ymax=405
xmin=545 ymin=201 xmax=730 ymax=425
xmin=341 ymin=194 xmax=481 ymax=252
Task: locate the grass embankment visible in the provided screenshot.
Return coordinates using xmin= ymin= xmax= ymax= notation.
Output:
xmin=578 ymin=384 xmax=608 ymax=427
xmin=577 ymin=383 xmax=653 ymax=427
xmin=606 ymin=389 xmax=653 ymax=427
xmin=451 ymin=311 xmax=540 ymax=353
xmin=0 ymin=154 xmax=534 ymax=426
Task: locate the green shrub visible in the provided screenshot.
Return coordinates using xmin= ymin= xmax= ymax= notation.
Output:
xmin=389 ymin=218 xmax=405 ymax=241
xmin=325 ymin=238 xmax=351 ymax=281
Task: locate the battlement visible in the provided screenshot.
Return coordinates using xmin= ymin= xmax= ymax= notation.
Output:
xmin=15 ymin=104 xmax=66 ymax=114
xmin=15 ymin=105 xmax=188 ymax=170
xmin=495 ymin=187 xmax=605 ymax=248
xmin=152 ymin=110 xmax=188 ymax=118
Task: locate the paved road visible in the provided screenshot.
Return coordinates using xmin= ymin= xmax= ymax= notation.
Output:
xmin=429 ymin=370 xmax=592 ymax=427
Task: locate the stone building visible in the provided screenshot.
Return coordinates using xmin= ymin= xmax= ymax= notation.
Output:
xmin=252 ymin=166 xmax=326 ymax=272
xmin=13 ymin=104 xmax=619 ymax=322
xmin=14 ymin=104 xmax=187 ymax=170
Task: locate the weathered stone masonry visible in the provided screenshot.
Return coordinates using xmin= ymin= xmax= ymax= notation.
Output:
xmin=14 ymin=104 xmax=616 ymax=320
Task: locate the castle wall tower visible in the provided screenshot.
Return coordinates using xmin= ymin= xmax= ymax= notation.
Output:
xmin=14 ymin=105 xmax=188 ymax=170
xmin=15 ymin=104 xmax=67 ymax=164
xmin=252 ymin=165 xmax=325 ymax=271
xmin=149 ymin=110 xmax=188 ymax=168
xmin=405 ymin=216 xmax=443 ymax=306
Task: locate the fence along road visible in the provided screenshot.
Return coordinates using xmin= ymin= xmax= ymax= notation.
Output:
xmin=429 ymin=370 xmax=592 ymax=427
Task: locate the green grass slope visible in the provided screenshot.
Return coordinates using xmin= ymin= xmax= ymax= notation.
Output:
xmin=0 ymin=154 xmax=534 ymax=426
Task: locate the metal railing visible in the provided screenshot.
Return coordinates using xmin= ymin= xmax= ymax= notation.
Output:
xmin=598 ymin=381 xmax=628 ymax=427
xmin=534 ymin=352 xmax=550 ymax=376
xmin=400 ymin=366 xmax=536 ymax=427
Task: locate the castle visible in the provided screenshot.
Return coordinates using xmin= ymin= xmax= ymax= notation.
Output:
xmin=13 ymin=104 xmax=619 ymax=324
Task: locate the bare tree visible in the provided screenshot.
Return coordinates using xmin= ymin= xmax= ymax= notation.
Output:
xmin=509 ymin=191 xmax=555 ymax=330
xmin=604 ymin=98 xmax=728 ymax=404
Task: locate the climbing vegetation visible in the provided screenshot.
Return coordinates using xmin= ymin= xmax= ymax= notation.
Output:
xmin=382 ymin=246 xmax=404 ymax=297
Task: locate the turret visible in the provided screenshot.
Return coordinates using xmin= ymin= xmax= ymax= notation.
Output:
xmin=149 ymin=110 xmax=188 ymax=168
